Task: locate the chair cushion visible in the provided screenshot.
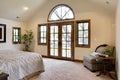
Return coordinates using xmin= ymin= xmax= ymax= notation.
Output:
xmin=84 ymin=55 xmax=100 ymax=64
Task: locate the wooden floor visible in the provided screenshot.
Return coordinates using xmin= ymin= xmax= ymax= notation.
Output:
xmin=29 ymin=58 xmax=113 ymax=80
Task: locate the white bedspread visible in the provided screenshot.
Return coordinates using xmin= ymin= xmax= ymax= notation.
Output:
xmin=0 ymin=50 xmax=44 ymax=80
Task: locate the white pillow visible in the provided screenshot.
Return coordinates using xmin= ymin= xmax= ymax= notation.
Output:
xmin=90 ymin=52 xmax=100 ymax=57
xmin=99 ymin=53 xmax=109 ymax=57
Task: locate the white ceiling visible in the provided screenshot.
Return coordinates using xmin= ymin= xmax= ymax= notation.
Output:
xmin=0 ymin=0 xmax=47 ymax=22
xmin=87 ymin=0 xmax=117 ymax=12
xmin=0 ymin=0 xmax=118 ymax=22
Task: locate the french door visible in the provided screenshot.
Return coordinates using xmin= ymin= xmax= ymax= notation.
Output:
xmin=48 ymin=21 xmax=74 ymax=60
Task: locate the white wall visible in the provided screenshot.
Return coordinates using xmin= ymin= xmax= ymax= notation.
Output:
xmin=116 ymin=0 xmax=120 ymax=79
xmin=0 ymin=18 xmax=25 ymax=50
xmin=26 ymin=0 xmax=115 ymax=60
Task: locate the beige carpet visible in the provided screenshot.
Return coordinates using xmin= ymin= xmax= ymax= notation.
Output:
xmin=29 ymin=58 xmax=112 ymax=80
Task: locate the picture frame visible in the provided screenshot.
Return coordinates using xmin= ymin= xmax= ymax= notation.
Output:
xmin=0 ymin=24 xmax=6 ymax=43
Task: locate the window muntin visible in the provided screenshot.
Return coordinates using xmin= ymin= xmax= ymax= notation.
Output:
xmin=38 ymin=24 xmax=47 ymax=45
xmin=12 ymin=27 xmax=21 ymax=44
xmin=76 ymin=20 xmax=90 ymax=47
xmin=48 ymin=4 xmax=74 ymax=21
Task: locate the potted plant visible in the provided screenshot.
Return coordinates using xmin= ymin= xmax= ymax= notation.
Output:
xmin=21 ymin=30 xmax=33 ymax=51
xmin=104 ymin=47 xmax=112 ymax=57
xmin=105 ymin=47 xmax=112 ymax=53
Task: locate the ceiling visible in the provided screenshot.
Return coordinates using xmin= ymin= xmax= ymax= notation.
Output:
xmin=0 ymin=0 xmax=47 ymax=22
xmin=87 ymin=0 xmax=117 ymax=12
xmin=0 ymin=0 xmax=118 ymax=22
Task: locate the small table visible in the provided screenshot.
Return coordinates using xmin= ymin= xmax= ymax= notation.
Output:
xmin=0 ymin=73 xmax=9 ymax=80
xmin=96 ymin=57 xmax=115 ymax=79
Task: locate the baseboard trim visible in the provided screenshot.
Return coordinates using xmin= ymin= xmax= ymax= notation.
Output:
xmin=74 ymin=59 xmax=83 ymax=63
xmin=42 ymin=55 xmax=49 ymax=58
xmin=42 ymin=55 xmax=83 ymax=63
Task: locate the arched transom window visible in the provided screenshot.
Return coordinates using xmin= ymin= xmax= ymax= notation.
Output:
xmin=48 ymin=4 xmax=74 ymax=21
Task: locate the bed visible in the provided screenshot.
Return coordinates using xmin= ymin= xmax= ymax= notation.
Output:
xmin=0 ymin=50 xmax=44 ymax=80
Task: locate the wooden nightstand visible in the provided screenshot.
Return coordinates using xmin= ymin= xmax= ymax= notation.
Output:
xmin=96 ymin=57 xmax=116 ymax=79
xmin=0 ymin=73 xmax=9 ymax=80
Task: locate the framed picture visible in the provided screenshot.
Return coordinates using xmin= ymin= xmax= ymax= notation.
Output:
xmin=0 ymin=24 xmax=6 ymax=43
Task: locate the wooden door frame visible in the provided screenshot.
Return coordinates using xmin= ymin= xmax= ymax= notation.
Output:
xmin=47 ymin=23 xmax=60 ymax=58
xmin=47 ymin=21 xmax=74 ymax=60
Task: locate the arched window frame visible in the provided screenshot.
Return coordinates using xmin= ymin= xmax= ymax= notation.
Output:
xmin=48 ymin=4 xmax=75 ymax=22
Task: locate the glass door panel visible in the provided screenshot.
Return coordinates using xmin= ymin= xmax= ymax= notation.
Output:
xmin=50 ymin=25 xmax=59 ymax=57
xmin=62 ymin=24 xmax=72 ymax=58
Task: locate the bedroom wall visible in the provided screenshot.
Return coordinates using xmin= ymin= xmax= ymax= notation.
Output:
xmin=26 ymin=0 xmax=115 ymax=60
xmin=116 ymin=0 xmax=120 ymax=79
xmin=0 ymin=18 xmax=26 ymax=50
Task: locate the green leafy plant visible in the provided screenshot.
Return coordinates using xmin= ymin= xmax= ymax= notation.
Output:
xmin=105 ymin=47 xmax=112 ymax=53
xmin=21 ymin=30 xmax=33 ymax=51
xmin=105 ymin=47 xmax=113 ymax=56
